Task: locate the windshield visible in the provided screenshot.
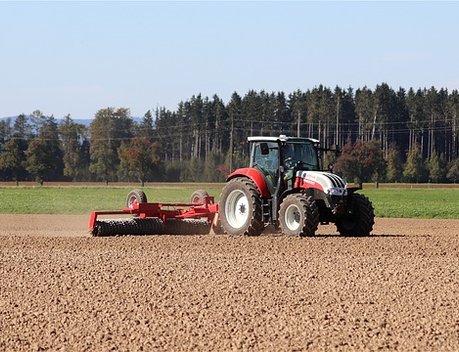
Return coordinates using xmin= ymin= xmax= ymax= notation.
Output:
xmin=283 ymin=141 xmax=319 ymax=170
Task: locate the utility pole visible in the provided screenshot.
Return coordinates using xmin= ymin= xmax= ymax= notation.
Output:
xmin=335 ymin=95 xmax=340 ymax=146
xmin=229 ymin=114 xmax=234 ymax=172
xmin=297 ymin=111 xmax=301 ymax=137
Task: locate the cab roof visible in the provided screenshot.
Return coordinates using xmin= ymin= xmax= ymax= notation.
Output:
xmin=248 ymin=135 xmax=320 ymax=144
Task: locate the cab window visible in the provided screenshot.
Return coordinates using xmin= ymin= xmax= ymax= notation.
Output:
xmin=252 ymin=142 xmax=279 ymax=173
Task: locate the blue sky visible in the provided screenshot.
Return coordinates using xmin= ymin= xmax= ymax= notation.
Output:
xmin=1 ymin=1 xmax=458 ymax=118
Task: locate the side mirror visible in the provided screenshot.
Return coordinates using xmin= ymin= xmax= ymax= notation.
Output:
xmin=260 ymin=143 xmax=269 ymax=155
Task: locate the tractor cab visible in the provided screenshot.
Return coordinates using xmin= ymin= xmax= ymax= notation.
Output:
xmin=249 ymin=135 xmax=320 ymax=195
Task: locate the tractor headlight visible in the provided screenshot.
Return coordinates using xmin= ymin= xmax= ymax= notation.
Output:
xmin=328 ymin=187 xmax=347 ymax=196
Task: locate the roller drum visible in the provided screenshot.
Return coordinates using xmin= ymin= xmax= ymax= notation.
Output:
xmin=91 ymin=217 xmax=164 ymax=237
xmin=164 ymin=219 xmax=211 ymax=235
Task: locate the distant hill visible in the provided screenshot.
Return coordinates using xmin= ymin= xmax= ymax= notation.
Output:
xmin=0 ymin=116 xmax=143 ymax=128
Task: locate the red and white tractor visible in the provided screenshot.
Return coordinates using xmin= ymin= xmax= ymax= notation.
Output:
xmin=218 ymin=135 xmax=374 ymax=236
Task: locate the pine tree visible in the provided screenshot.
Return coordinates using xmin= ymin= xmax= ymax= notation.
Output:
xmin=25 ymin=115 xmax=63 ymax=185
xmin=427 ymin=152 xmax=442 ymax=182
xmin=0 ymin=139 xmax=27 ymax=184
xmin=13 ymin=114 xmax=32 ymax=139
xmin=374 ymin=83 xmax=398 ymax=156
xmin=0 ymin=118 xmax=12 ymax=146
xmin=386 ymin=144 xmax=403 ymax=182
xmin=227 ymin=92 xmax=243 ymax=171
xmin=446 ymin=159 xmax=459 ymax=183
xmin=202 ymin=152 xmax=225 ymax=182
xmin=354 ymin=87 xmax=375 ymax=142
xmin=288 ymin=90 xmax=305 ymax=137
xmin=59 ymin=115 xmax=88 ymax=181
xmin=0 ymin=114 xmax=30 ymax=184
xmin=403 ymin=143 xmax=426 ymax=183
xmin=137 ymin=110 xmax=155 ymax=138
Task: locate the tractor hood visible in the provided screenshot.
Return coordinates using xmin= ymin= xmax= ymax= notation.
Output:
xmin=296 ymin=171 xmax=348 ymax=196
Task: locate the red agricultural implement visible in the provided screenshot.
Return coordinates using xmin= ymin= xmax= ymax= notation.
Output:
xmin=90 ymin=135 xmax=374 ymax=237
xmin=89 ymin=189 xmax=219 ymax=236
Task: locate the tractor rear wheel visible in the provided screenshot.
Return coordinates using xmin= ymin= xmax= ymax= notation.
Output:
xmin=279 ymin=194 xmax=319 ymax=236
xmin=219 ymin=178 xmax=264 ymax=236
xmin=336 ymin=194 xmax=374 ymax=236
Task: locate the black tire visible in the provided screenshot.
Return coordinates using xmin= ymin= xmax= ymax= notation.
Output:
xmin=279 ymin=194 xmax=319 ymax=237
xmin=219 ymin=178 xmax=264 ymax=236
xmin=164 ymin=219 xmax=211 ymax=235
xmin=336 ymin=194 xmax=375 ymax=236
xmin=126 ymin=190 xmax=147 ymax=217
xmin=190 ymin=189 xmax=210 ymax=204
xmin=126 ymin=190 xmax=148 ymax=207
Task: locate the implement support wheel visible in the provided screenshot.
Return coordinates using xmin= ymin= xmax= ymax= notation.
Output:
xmin=190 ymin=189 xmax=210 ymax=204
xmin=126 ymin=190 xmax=148 ymax=217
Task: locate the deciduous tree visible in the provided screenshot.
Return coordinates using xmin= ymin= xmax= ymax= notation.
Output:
xmin=334 ymin=140 xmax=386 ymax=184
xmin=25 ymin=115 xmax=63 ymax=185
xmin=89 ymin=107 xmax=133 ymax=183
xmin=118 ymin=137 xmax=160 ymax=186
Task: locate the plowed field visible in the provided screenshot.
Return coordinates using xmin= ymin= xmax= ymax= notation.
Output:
xmin=1 ymin=215 xmax=459 ymax=351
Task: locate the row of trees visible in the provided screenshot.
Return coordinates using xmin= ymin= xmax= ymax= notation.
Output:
xmin=1 ymin=84 xmax=459 ymax=184
xmin=155 ymin=85 xmax=459 ymax=163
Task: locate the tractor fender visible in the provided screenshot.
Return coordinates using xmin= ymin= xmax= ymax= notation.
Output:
xmin=226 ymin=168 xmax=272 ymax=198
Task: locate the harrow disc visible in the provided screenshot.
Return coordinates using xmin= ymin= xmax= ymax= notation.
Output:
xmin=91 ymin=217 xmax=164 ymax=237
xmin=164 ymin=219 xmax=211 ymax=235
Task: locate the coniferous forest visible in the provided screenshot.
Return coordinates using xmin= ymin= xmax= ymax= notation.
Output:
xmin=1 ymin=83 xmax=459 ymax=185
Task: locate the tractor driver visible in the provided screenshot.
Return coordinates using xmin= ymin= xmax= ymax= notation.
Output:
xmin=282 ymin=142 xmax=310 ymax=184
xmin=282 ymin=143 xmax=297 ymax=184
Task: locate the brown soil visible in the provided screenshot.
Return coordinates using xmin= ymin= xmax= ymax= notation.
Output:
xmin=1 ymin=215 xmax=459 ymax=351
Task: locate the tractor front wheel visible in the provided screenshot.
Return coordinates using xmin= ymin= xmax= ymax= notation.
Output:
xmin=279 ymin=194 xmax=319 ymax=236
xmin=219 ymin=178 xmax=264 ymax=236
xmin=336 ymin=194 xmax=374 ymax=236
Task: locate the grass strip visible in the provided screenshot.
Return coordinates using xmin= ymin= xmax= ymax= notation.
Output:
xmin=0 ymin=186 xmax=458 ymax=219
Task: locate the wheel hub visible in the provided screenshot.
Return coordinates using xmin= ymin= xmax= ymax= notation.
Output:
xmin=226 ymin=190 xmax=249 ymax=229
xmin=127 ymin=196 xmax=138 ymax=209
xmin=285 ymin=204 xmax=301 ymax=231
